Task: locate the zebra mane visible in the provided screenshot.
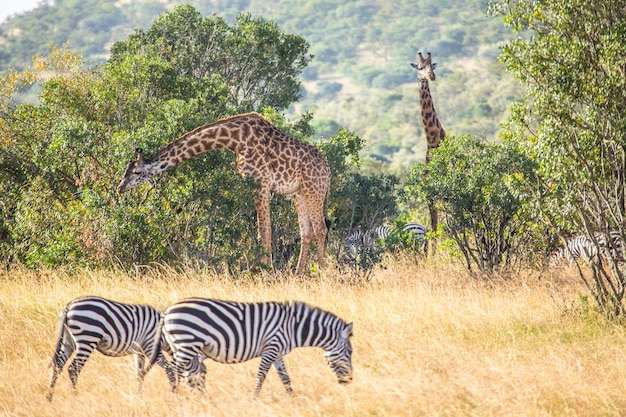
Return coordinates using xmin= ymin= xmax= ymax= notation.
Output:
xmin=286 ymin=301 xmax=350 ymax=330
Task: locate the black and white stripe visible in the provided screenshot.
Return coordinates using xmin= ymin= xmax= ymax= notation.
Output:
xmin=148 ymin=298 xmax=353 ymax=396
xmin=597 ymin=230 xmax=623 ymax=258
xmin=549 ymin=231 xmax=623 ymax=266
xmin=347 ymin=223 xmax=427 ymax=255
xmin=549 ymin=234 xmax=600 ymax=266
xmin=47 ymin=296 xmax=177 ymax=401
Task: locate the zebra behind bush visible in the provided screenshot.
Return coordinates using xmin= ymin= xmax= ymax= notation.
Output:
xmin=549 ymin=231 xmax=623 ymax=266
xmin=47 ymin=296 xmax=178 ymax=401
xmin=147 ymin=298 xmax=353 ymax=397
xmin=347 ymin=223 xmax=427 ymax=255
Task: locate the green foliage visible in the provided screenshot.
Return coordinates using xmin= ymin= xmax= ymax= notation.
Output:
xmin=383 ymin=217 xmax=428 ymax=255
xmin=318 ymin=128 xmax=399 ymax=234
xmin=407 ymin=134 xmax=538 ymax=272
xmin=333 ymin=172 xmax=399 ymax=233
xmin=110 ymin=6 xmax=311 ymax=112
xmin=11 ymin=178 xmax=86 ymax=268
xmin=491 ymin=0 xmax=626 ymax=315
xmin=0 ymin=8 xmax=316 ymax=273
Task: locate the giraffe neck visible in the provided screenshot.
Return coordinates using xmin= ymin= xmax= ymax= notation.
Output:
xmin=147 ymin=120 xmax=242 ymax=174
xmin=419 ymin=79 xmax=445 ymax=154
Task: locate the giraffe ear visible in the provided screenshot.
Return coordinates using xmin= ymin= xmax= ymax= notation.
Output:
xmin=432 ymin=63 xmax=438 ymax=70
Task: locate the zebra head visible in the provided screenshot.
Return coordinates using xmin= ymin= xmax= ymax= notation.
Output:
xmin=184 ymin=353 xmax=208 ymax=389
xmin=323 ymin=322 xmax=354 ymax=384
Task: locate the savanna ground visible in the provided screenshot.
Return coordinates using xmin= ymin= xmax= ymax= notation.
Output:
xmin=2 ymin=258 xmax=626 ymax=417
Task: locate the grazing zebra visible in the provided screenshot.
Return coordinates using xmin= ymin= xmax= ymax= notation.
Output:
xmin=47 ymin=296 xmax=178 ymax=401
xmin=347 ymin=223 xmax=427 ymax=255
xmin=147 ymin=298 xmax=353 ymax=397
xmin=549 ymin=231 xmax=623 ymax=266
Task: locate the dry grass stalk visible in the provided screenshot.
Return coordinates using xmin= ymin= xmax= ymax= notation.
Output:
xmin=1 ymin=261 xmax=625 ymax=416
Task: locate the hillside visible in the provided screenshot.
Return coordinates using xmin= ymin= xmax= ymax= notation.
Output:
xmin=0 ymin=0 xmax=519 ymax=170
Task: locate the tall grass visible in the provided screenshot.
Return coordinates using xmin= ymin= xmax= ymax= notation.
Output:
xmin=1 ymin=260 xmax=625 ymax=416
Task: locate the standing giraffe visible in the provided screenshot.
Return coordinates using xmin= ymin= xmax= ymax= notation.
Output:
xmin=116 ymin=112 xmax=331 ymax=274
xmin=411 ymin=52 xmax=445 ymax=251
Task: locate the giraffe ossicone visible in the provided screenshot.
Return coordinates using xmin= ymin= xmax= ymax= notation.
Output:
xmin=117 ymin=112 xmax=331 ymax=274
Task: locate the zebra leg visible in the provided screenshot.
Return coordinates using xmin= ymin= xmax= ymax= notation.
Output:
xmin=67 ymin=342 xmax=97 ymax=394
xmin=134 ymin=354 xmax=146 ymax=393
xmin=254 ymin=350 xmax=280 ymax=397
xmin=171 ymin=350 xmax=195 ymax=393
xmin=47 ymin=333 xmax=75 ymax=401
xmin=47 ymin=368 xmax=62 ymax=402
xmin=139 ymin=351 xmax=176 ymax=392
xmin=170 ymin=359 xmax=184 ymax=393
xmin=154 ymin=353 xmax=177 ymax=391
xmin=273 ymin=357 xmax=294 ymax=395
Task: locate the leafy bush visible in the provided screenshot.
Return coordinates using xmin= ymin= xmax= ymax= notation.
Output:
xmin=406 ymin=134 xmax=538 ymax=272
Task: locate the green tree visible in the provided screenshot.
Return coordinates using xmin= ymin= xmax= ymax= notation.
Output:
xmin=407 ymin=134 xmax=537 ymax=272
xmin=0 ymin=5 xmax=314 ymax=273
xmin=110 ymin=6 xmax=311 ymax=112
xmin=316 ymin=129 xmax=399 ymax=233
xmin=490 ymin=0 xmax=626 ymax=315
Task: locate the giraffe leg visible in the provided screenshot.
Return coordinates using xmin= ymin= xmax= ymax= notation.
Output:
xmin=255 ymin=189 xmax=273 ymax=269
xmin=305 ymin=188 xmax=328 ymax=271
xmin=423 ymin=161 xmax=438 ymax=255
xmin=312 ymin=209 xmax=328 ymax=270
xmin=427 ymin=200 xmax=438 ymax=254
xmin=293 ymin=195 xmax=313 ymax=274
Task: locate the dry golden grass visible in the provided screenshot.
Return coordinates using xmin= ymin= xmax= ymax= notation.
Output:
xmin=2 ymin=260 xmax=626 ymax=416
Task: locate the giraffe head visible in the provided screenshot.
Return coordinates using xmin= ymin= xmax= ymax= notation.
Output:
xmin=116 ymin=148 xmax=155 ymax=194
xmin=410 ymin=52 xmax=438 ymax=82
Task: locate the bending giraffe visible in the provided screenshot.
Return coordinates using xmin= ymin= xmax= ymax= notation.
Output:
xmin=411 ymin=52 xmax=445 ymax=252
xmin=116 ymin=112 xmax=331 ymax=274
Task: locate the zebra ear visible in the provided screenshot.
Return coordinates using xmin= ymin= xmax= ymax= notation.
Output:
xmin=342 ymin=322 xmax=353 ymax=338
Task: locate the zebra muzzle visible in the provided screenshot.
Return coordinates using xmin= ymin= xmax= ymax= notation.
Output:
xmin=338 ymin=375 xmax=353 ymax=384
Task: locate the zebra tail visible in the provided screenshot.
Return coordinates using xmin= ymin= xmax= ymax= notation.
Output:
xmin=49 ymin=307 xmax=70 ymax=369
xmin=145 ymin=314 xmax=165 ymax=374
